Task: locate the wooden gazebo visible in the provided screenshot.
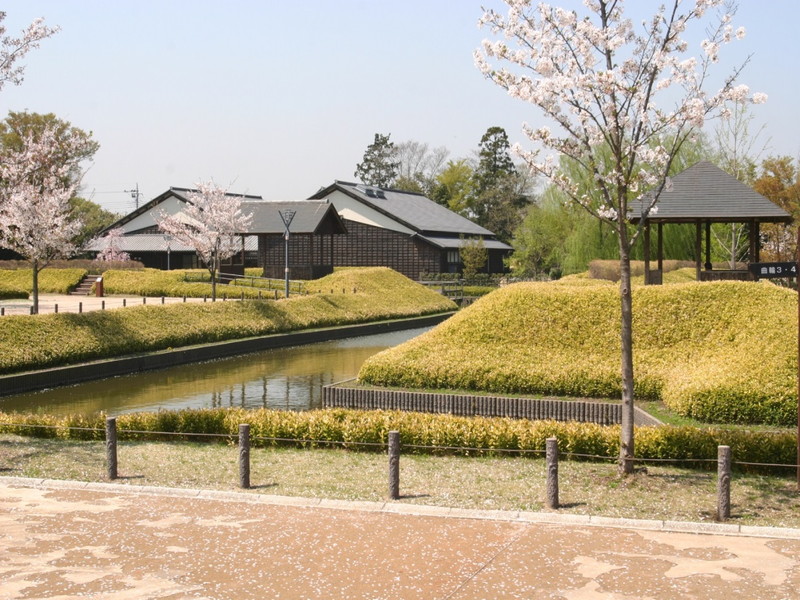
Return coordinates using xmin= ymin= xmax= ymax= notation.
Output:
xmin=629 ymin=161 xmax=793 ymax=284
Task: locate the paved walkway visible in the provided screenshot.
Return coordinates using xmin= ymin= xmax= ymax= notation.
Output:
xmin=0 ymin=294 xmax=235 ymax=316
xmin=1 ymin=478 xmax=799 ymax=599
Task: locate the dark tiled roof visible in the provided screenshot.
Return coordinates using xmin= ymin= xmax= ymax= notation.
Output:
xmin=309 ymin=181 xmax=496 ymax=237
xmin=418 ymin=235 xmax=513 ymax=251
xmin=100 ymin=187 xmax=264 ymax=234
xmin=240 ymin=201 xmax=346 ymax=235
xmin=86 ymin=234 xmax=258 ymax=253
xmin=630 ymin=161 xmax=792 ymax=223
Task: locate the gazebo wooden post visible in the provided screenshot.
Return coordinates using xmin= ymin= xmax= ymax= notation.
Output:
xmin=695 ymin=221 xmax=702 ymax=281
xmin=643 ymin=221 xmax=651 ymax=285
xmin=705 ymin=221 xmax=712 ymax=271
xmin=657 ymin=222 xmax=664 ymax=275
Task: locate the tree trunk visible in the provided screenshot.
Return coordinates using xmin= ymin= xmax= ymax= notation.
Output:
xmin=618 ymin=230 xmax=635 ymax=475
xmin=210 ymin=252 xmax=218 ymax=301
xmin=31 ymin=260 xmax=39 ymax=315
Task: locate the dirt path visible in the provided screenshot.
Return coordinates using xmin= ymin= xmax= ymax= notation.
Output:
xmin=1 ymin=479 xmax=799 ymax=599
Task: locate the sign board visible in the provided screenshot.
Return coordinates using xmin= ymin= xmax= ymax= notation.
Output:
xmin=748 ymin=262 xmax=798 ymax=278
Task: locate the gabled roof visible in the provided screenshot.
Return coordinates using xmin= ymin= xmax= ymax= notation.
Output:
xmin=309 ymin=180 xmax=498 ymax=238
xmin=630 ymin=161 xmax=792 ymax=224
xmin=241 ymin=201 xmax=347 ymax=235
xmin=101 ymin=187 xmax=264 ymax=234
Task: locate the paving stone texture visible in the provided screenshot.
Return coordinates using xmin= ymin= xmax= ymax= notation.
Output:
xmin=1 ymin=479 xmax=799 ymax=599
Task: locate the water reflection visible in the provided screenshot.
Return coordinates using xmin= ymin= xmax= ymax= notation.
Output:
xmin=0 ymin=328 xmax=429 ymax=417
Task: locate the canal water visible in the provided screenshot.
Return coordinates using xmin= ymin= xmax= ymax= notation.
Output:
xmin=0 ymin=328 xmax=429 ymax=417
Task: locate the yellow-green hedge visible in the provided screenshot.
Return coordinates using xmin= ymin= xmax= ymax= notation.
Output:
xmin=359 ymin=280 xmax=797 ymax=426
xmin=101 ymin=269 xmax=268 ymax=299
xmin=0 ymin=283 xmax=27 ymax=300
xmin=0 ymin=408 xmax=792 ymax=472
xmin=0 ymin=268 xmax=455 ymax=374
xmin=0 ymin=268 xmax=87 ymax=294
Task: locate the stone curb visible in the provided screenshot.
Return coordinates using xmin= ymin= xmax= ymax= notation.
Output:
xmin=3 ymin=476 xmax=799 ymax=540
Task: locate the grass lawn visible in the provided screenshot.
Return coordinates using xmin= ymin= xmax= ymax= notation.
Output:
xmin=1 ymin=434 xmax=798 ymax=529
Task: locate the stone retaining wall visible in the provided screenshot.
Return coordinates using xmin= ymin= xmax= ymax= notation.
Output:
xmin=323 ymin=382 xmax=662 ymax=426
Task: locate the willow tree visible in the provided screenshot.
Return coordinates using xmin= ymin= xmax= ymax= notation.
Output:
xmin=476 ymin=0 xmax=764 ymax=473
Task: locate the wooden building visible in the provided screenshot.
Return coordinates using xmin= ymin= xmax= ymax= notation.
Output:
xmin=308 ymin=181 xmax=512 ymax=279
xmin=241 ymin=200 xmax=346 ymax=280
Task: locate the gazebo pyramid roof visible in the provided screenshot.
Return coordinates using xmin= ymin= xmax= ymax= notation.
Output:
xmin=630 ymin=161 xmax=792 ymax=224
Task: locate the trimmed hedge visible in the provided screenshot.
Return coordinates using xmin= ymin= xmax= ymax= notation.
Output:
xmin=0 ymin=268 xmax=455 ymax=374
xmin=0 ymin=407 xmax=792 ymax=472
xmin=101 ymin=269 xmax=268 ymax=299
xmin=0 ymin=284 xmax=27 ymax=300
xmin=359 ymin=280 xmax=797 ymax=426
xmin=0 ymin=268 xmax=87 ymax=294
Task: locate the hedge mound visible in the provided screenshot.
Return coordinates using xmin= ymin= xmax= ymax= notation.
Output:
xmin=0 ymin=268 xmax=455 ymax=374
xmin=359 ymin=281 xmax=797 ymax=426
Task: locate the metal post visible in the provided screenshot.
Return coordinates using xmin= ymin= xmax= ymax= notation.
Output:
xmin=279 ymin=209 xmax=296 ymax=299
xmin=239 ymin=424 xmax=250 ymax=489
xmin=717 ymin=445 xmax=731 ymax=521
xmin=388 ymin=430 xmax=400 ymax=500
xmin=545 ymin=437 xmax=559 ymax=509
xmin=106 ymin=417 xmax=118 ymax=480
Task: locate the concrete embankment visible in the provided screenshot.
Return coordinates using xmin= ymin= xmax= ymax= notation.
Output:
xmin=0 ymin=312 xmax=453 ymax=397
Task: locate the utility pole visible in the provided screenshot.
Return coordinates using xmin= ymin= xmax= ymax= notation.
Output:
xmin=124 ymin=183 xmax=142 ymax=210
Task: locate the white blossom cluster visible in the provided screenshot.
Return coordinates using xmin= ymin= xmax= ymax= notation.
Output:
xmin=0 ymin=127 xmax=83 ymax=267
xmin=475 ymin=0 xmax=765 ymax=235
xmin=0 ymin=12 xmax=59 ymax=92
xmin=156 ymin=181 xmax=253 ymax=281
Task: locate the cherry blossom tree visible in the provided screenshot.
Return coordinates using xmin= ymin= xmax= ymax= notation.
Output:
xmin=156 ymin=181 xmax=253 ymax=300
xmin=476 ymin=0 xmax=764 ymax=473
xmin=94 ymin=227 xmax=131 ymax=263
xmin=0 ymin=11 xmax=59 ymax=93
xmin=0 ymin=127 xmax=83 ymax=313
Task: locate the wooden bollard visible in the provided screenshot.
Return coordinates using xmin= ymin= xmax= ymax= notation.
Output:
xmin=717 ymin=445 xmax=731 ymax=521
xmin=274 ymin=290 xmax=278 ymax=300
xmin=258 ymin=291 xmax=262 ymax=300
xmin=106 ymin=417 xmax=118 ymax=480
xmin=101 ymin=300 xmax=105 ymax=310
xmin=239 ymin=424 xmax=250 ymax=489
xmin=143 ymin=297 xmax=147 ymax=305
xmin=203 ymin=296 xmax=207 ymax=303
xmin=545 ymin=437 xmax=559 ymax=509
xmin=54 ymin=303 xmax=58 ymax=314
xmin=388 ymin=430 xmax=400 ymax=500
xmin=241 ymin=291 xmax=244 ymax=301
xmin=78 ymin=302 xmax=82 ymax=314
xmin=183 ymin=296 xmax=187 ymax=303
xmin=161 ymin=296 xmax=165 ymax=304
xmin=1 ymin=307 xmax=4 ymax=316
xmin=123 ymin=298 xmax=126 ymax=307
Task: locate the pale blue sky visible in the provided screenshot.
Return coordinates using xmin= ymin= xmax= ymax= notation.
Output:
xmin=2 ymin=1 xmax=797 ymax=214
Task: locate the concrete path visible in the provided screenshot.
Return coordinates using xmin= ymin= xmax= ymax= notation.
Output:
xmin=1 ymin=478 xmax=799 ymax=599
xmin=0 ymin=293 xmax=235 ymax=316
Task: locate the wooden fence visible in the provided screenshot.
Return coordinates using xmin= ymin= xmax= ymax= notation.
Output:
xmin=323 ymin=382 xmax=662 ymax=426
